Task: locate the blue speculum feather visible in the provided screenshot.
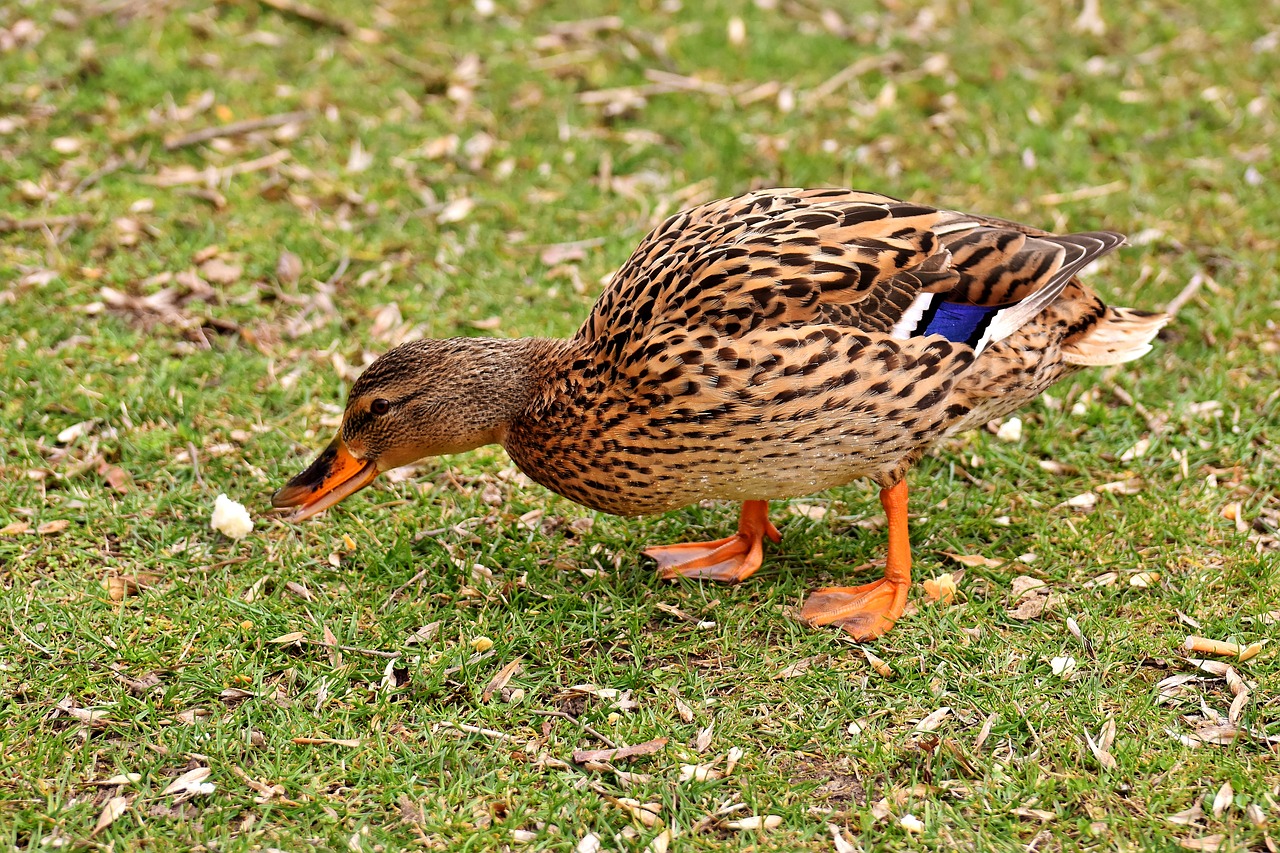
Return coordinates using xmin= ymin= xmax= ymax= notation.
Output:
xmin=921 ymin=301 xmax=1006 ymax=347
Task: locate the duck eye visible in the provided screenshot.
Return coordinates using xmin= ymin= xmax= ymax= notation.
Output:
xmin=370 ymin=398 xmax=391 ymax=415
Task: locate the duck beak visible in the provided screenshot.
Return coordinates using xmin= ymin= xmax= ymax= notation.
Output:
xmin=272 ymin=437 xmax=379 ymax=522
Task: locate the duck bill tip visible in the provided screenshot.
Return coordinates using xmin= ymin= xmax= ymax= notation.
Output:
xmin=272 ymin=437 xmax=378 ymax=521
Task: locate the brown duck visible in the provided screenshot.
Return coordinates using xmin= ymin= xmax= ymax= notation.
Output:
xmin=273 ymin=188 xmax=1167 ymax=640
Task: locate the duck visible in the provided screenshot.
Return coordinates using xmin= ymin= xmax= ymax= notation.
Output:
xmin=273 ymin=188 xmax=1168 ymax=640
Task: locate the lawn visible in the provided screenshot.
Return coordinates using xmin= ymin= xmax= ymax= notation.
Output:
xmin=1 ymin=0 xmax=1278 ymax=850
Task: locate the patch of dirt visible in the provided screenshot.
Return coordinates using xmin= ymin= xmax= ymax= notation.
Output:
xmin=551 ymin=693 xmax=587 ymax=717
xmin=784 ymin=755 xmax=866 ymax=803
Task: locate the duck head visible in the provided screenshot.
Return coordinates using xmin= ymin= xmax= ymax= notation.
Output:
xmin=272 ymin=337 xmax=541 ymax=520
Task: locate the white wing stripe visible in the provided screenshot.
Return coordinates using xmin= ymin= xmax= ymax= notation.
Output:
xmin=890 ymin=292 xmax=937 ymax=341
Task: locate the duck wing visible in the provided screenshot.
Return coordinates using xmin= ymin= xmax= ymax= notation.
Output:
xmin=578 ymin=188 xmax=1123 ymax=368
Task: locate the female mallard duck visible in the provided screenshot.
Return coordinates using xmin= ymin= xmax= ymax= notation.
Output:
xmin=273 ymin=188 xmax=1167 ymax=640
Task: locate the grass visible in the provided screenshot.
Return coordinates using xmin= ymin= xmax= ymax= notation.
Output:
xmin=1 ymin=0 xmax=1278 ymax=849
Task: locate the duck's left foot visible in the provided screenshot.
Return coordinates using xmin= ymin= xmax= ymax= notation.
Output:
xmin=800 ymin=479 xmax=913 ymax=641
xmin=644 ymin=500 xmax=780 ymax=583
xmin=800 ymin=577 xmax=909 ymax=641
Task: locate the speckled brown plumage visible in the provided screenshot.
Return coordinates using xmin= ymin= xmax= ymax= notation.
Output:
xmin=274 ymin=187 xmax=1168 ymax=641
xmin=502 ymin=188 xmax=1163 ymax=514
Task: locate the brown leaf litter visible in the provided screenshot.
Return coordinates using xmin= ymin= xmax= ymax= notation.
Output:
xmin=92 ymin=795 xmax=131 ymax=837
xmin=1183 ymin=635 xmax=1266 ymax=661
xmin=1083 ymin=717 xmax=1118 ymax=770
xmin=1007 ymin=575 xmax=1057 ymax=621
xmin=863 ymin=649 xmax=892 ymax=677
xmin=292 ymin=735 xmax=361 ymax=748
xmin=481 ymin=658 xmax=523 ymax=703
xmin=572 ymin=737 xmax=668 ymax=764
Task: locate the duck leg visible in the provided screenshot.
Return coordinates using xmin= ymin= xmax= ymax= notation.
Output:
xmin=645 ymin=500 xmax=781 ymax=583
xmin=800 ymin=479 xmax=911 ymax=641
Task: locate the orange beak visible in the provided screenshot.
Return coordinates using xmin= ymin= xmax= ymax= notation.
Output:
xmin=272 ymin=437 xmax=379 ymax=522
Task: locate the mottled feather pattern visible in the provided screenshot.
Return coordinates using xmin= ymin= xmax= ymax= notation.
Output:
xmin=497 ymin=188 xmax=1166 ymax=516
xmin=509 ymin=329 xmax=973 ymax=515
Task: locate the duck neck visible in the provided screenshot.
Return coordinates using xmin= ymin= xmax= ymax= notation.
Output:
xmin=478 ymin=337 xmax=573 ymax=445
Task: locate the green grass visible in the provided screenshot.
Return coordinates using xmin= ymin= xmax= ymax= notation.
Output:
xmin=2 ymin=0 xmax=1278 ymax=849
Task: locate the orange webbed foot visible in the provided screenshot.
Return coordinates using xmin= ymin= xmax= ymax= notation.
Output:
xmin=800 ymin=577 xmax=909 ymax=641
xmin=643 ymin=500 xmax=780 ymax=583
xmin=801 ymin=479 xmax=913 ymax=641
